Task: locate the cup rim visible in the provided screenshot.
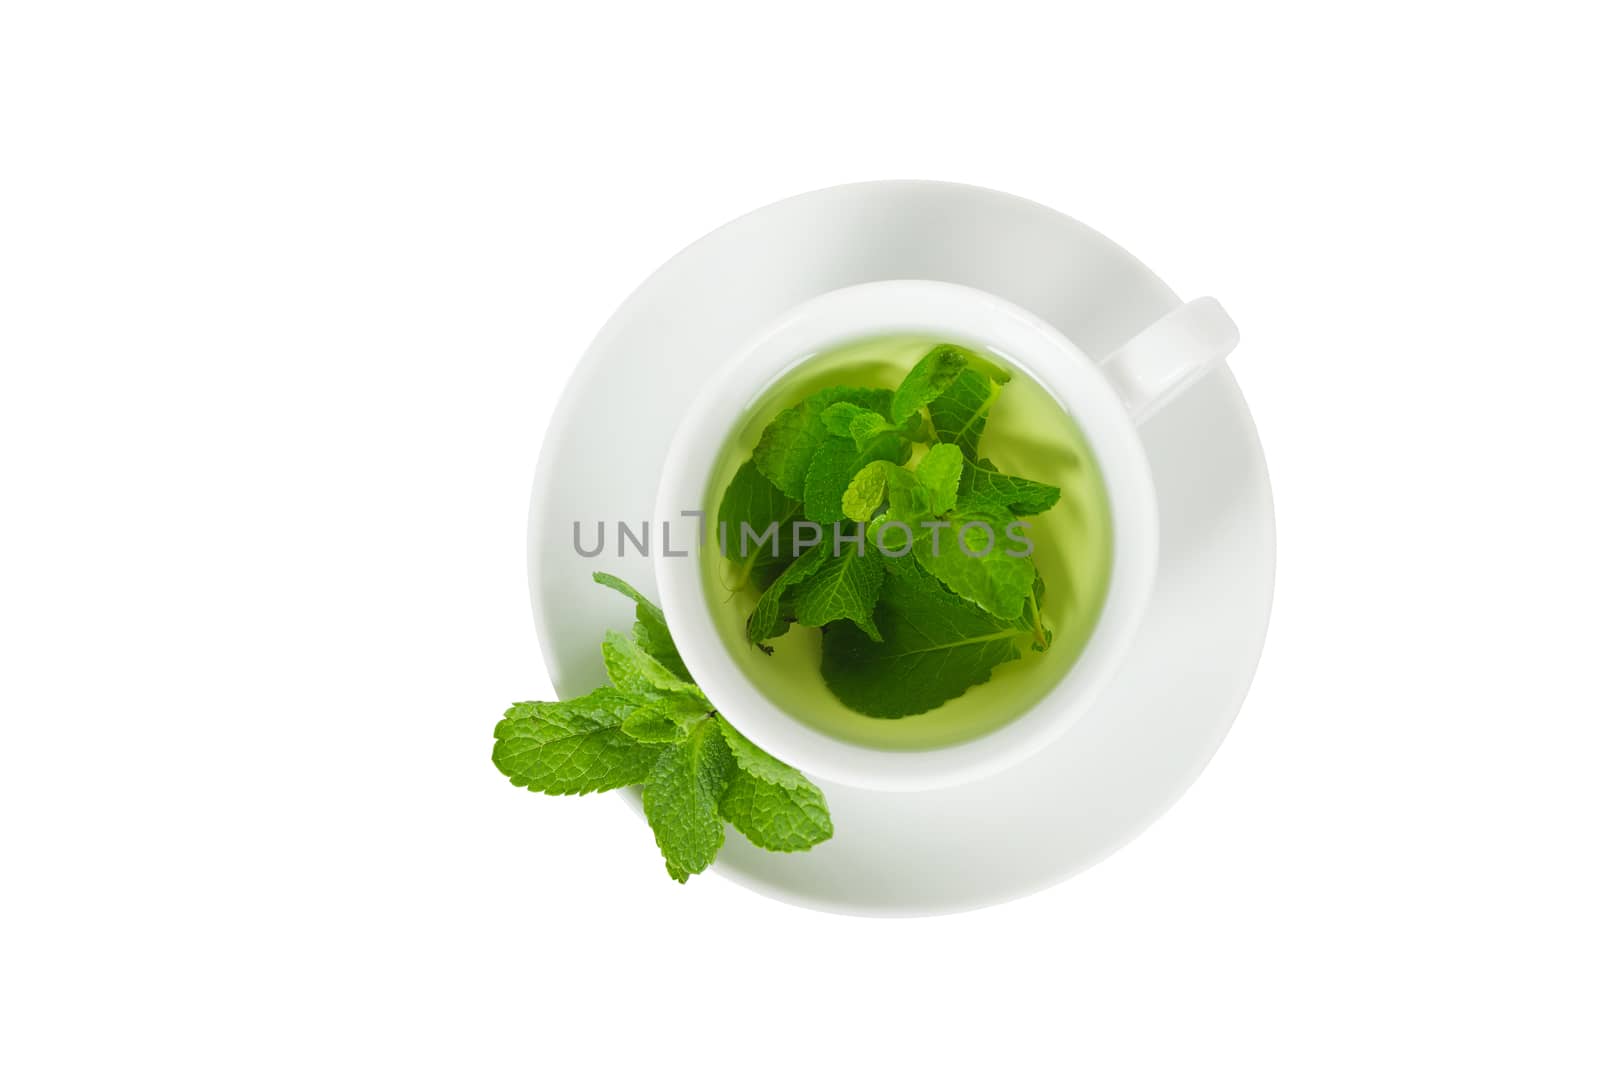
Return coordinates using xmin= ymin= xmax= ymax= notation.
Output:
xmin=653 ymin=279 xmax=1159 ymax=792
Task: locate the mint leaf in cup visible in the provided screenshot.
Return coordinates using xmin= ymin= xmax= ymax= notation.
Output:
xmin=928 ymin=366 xmax=1007 ymax=459
xmin=721 ymin=342 xmax=1070 ymax=721
xmin=791 ymin=544 xmax=884 ymax=640
xmin=890 ymin=343 xmax=972 ymax=424
xmin=840 ymin=459 xmax=927 ymax=524
xmin=914 ymin=442 xmax=964 ymax=514
xmin=801 ymin=432 xmax=913 ymax=524
xmin=746 ymin=543 xmax=830 ymax=647
xmin=753 ymin=385 xmax=893 ymax=498
xmin=716 ymin=460 xmax=801 ymax=591
xmin=821 ymin=401 xmax=925 ymax=449
xmin=818 ymin=400 xmax=877 ymax=438
xmin=844 ymin=445 xmax=1038 ymax=621
xmin=911 ymin=510 xmax=1036 ymax=621
xmin=957 ymin=459 xmax=1063 ymax=517
xmin=819 ymin=556 xmax=1035 ymax=719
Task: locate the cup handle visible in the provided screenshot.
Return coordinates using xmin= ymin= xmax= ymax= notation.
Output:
xmin=1097 ymin=297 xmax=1239 ymax=424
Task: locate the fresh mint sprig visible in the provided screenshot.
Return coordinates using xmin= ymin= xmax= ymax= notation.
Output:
xmin=492 ymin=573 xmax=834 ymax=883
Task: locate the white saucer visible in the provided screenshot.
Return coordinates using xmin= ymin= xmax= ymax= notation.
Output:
xmin=528 ymin=181 xmax=1275 ymax=915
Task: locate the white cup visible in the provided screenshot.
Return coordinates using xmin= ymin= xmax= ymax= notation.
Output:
xmin=654 ymin=280 xmax=1237 ymax=791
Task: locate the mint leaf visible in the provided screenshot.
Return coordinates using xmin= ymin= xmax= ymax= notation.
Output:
xmin=928 ymin=368 xmax=1004 ymax=459
xmin=820 ymin=401 xmax=874 ymax=437
xmin=602 ymin=630 xmax=703 ymax=696
xmin=621 ymin=692 xmax=712 ymax=743
xmin=753 ymin=386 xmax=893 ymax=498
xmin=717 ymin=719 xmax=806 ymax=787
xmin=793 ymin=543 xmax=884 ymax=640
xmin=716 ymin=462 xmax=801 ymax=591
xmin=801 ymin=431 xmax=912 ymax=524
xmin=823 ymin=402 xmax=923 ymax=451
xmin=841 ymin=462 xmax=890 ymax=522
xmin=820 ymin=558 xmax=1028 ymax=717
xmin=847 ymin=410 xmax=899 ymax=448
xmin=841 ymin=459 xmax=926 ymax=523
xmin=717 ymin=721 xmax=832 ymax=852
xmin=746 ymin=542 xmax=830 ymax=645
xmin=641 ymin=718 xmax=737 ymax=882
xmin=912 ymin=511 xmax=1036 ymax=620
xmin=493 ymin=689 xmax=665 ymax=794
xmin=958 ymin=460 xmax=1062 ymax=517
xmin=891 ymin=344 xmax=971 ymax=424
xmin=592 ymin=572 xmax=690 ymax=681
xmin=720 ymin=775 xmax=834 ymax=852
xmin=915 ymin=442 xmax=964 ymax=514
xmin=844 ymin=452 xmax=1035 ymax=620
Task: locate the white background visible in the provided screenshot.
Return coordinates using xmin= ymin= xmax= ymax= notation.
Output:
xmin=3 ymin=2 xmax=1597 ymax=1064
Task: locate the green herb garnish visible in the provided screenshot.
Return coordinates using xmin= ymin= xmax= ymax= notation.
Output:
xmin=492 ymin=573 xmax=833 ymax=883
xmin=718 ymin=343 xmax=1064 ymax=719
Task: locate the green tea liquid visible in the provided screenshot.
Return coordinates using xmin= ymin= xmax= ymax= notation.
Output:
xmin=701 ymin=334 xmax=1114 ymax=750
